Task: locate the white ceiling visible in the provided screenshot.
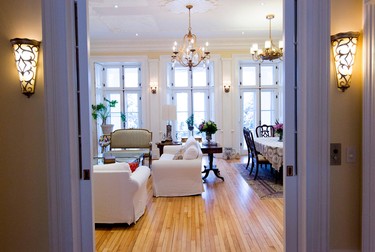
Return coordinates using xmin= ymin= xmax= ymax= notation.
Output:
xmin=89 ymin=0 xmax=283 ymax=52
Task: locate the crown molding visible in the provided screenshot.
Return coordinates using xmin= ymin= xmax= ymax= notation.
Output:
xmin=89 ymin=37 xmax=282 ymax=54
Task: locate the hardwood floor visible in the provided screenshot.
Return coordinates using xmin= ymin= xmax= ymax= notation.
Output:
xmin=95 ymin=156 xmax=284 ymax=252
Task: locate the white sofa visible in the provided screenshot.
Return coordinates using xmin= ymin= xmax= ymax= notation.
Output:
xmin=93 ymin=162 xmax=150 ymax=224
xmin=152 ymin=138 xmax=204 ymax=197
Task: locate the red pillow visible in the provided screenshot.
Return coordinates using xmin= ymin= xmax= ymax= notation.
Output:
xmin=128 ymin=161 xmax=139 ymax=172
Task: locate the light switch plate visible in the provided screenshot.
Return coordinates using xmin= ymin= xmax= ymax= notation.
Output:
xmin=346 ymin=146 xmax=356 ymax=163
xmin=330 ymin=143 xmax=341 ymax=166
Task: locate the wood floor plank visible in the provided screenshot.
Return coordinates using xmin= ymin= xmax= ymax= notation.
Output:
xmin=95 ymin=156 xmax=284 ymax=251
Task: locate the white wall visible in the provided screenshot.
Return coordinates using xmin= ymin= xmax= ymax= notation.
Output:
xmin=0 ymin=0 xmax=49 ymax=251
xmin=330 ymin=0 xmax=363 ymax=250
xmin=89 ymin=52 xmax=248 ymax=158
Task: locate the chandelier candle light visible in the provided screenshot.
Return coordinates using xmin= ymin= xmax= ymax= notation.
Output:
xmin=250 ymin=14 xmax=283 ymax=61
xmin=171 ymin=5 xmax=210 ymax=70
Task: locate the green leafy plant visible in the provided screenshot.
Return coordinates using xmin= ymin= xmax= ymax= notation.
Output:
xmin=91 ymin=98 xmax=126 ymax=125
xmin=186 ymin=114 xmax=194 ymax=130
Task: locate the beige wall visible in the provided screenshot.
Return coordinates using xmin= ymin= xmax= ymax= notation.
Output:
xmin=330 ymin=0 xmax=362 ymax=250
xmin=0 ymin=0 xmax=49 ymax=251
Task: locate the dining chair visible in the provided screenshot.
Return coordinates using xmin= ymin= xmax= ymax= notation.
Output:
xmin=255 ymin=124 xmax=275 ymax=138
xmin=243 ymin=127 xmax=271 ymax=180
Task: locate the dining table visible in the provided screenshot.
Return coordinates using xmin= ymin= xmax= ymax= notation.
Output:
xmin=253 ymin=137 xmax=283 ymax=172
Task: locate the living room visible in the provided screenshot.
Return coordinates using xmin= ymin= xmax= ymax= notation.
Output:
xmin=0 ymin=0 xmax=368 ymax=251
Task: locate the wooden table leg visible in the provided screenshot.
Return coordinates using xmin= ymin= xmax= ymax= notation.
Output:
xmin=202 ymin=153 xmax=224 ymax=181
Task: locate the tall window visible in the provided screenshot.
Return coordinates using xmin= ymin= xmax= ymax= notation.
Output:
xmin=95 ymin=63 xmax=142 ymax=131
xmin=240 ymin=62 xmax=281 ymax=133
xmin=169 ymin=64 xmax=213 ymax=139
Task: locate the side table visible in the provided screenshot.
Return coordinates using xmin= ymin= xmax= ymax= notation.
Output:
xmin=156 ymin=141 xmax=181 ymax=156
xmin=200 ymin=144 xmax=224 ymax=181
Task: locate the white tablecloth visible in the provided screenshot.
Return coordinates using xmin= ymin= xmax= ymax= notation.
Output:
xmin=254 ymin=137 xmax=283 ymax=171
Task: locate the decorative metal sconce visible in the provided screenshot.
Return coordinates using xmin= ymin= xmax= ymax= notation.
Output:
xmin=330 ymin=32 xmax=359 ymax=92
xmin=10 ymin=38 xmax=41 ymax=98
xmin=150 ymin=82 xmax=158 ymax=94
xmin=223 ymin=81 xmax=231 ymax=93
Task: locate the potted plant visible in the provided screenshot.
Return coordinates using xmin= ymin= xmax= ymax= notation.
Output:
xmin=186 ymin=114 xmax=195 ymax=132
xmin=274 ymin=120 xmax=283 ymax=141
xmin=91 ymin=98 xmax=126 ymax=134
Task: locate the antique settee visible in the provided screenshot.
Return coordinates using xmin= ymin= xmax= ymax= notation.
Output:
xmin=108 ymin=128 xmax=153 ymax=166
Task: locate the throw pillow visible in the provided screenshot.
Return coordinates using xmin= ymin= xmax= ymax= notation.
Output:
xmin=183 ymin=145 xmax=199 ymax=160
xmin=128 ymin=161 xmax=139 ymax=172
xmin=184 ymin=136 xmax=196 ymax=149
xmin=173 ymin=148 xmax=184 ymax=160
xmin=181 ymin=136 xmax=197 ymax=153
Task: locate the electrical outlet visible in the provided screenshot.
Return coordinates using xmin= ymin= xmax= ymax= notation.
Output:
xmin=330 ymin=143 xmax=341 ymax=166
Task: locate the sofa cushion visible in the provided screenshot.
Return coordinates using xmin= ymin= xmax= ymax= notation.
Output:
xmin=160 ymin=153 xmax=175 ymax=160
xmin=183 ymin=145 xmax=199 ymax=160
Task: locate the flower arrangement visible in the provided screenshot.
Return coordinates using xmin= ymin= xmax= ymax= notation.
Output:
xmin=274 ymin=120 xmax=283 ymax=139
xmin=198 ymin=120 xmax=218 ymax=134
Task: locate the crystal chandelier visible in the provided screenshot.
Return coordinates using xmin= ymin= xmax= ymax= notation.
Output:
xmin=250 ymin=14 xmax=283 ymax=61
xmin=171 ymin=5 xmax=210 ymax=70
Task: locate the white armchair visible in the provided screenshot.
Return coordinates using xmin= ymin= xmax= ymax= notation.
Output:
xmin=93 ymin=162 xmax=150 ymax=224
xmin=152 ymin=140 xmax=204 ymax=197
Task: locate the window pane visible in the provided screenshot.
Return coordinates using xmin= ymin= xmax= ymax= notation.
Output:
xmin=193 ymin=68 xmax=207 ymax=87
xmin=242 ymin=91 xmax=256 ymax=130
xmin=193 ymin=92 xmax=206 ymax=126
xmin=176 ymin=93 xmax=188 ymax=112
xmin=125 ymin=93 xmax=139 ymax=128
xmin=175 ymin=92 xmax=189 ymax=139
xmin=242 ymin=66 xmax=257 ymax=86
xmin=108 ymin=93 xmax=122 ymax=128
xmin=177 ymin=112 xmax=189 ymax=131
xmin=124 ymin=67 xmax=139 ymax=88
xmin=174 ymin=67 xmax=189 ymax=87
xmin=108 ymin=93 xmax=121 ymax=112
xmin=261 ymin=91 xmax=272 ymax=110
xmin=106 ymin=68 xmax=121 ymax=88
xmin=261 ymin=111 xmax=272 ymax=125
xmin=261 ymin=66 xmax=274 ymax=86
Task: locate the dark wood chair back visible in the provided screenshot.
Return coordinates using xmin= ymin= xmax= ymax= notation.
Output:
xmin=255 ymin=124 xmax=275 ymax=138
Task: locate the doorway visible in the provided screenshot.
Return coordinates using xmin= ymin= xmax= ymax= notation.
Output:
xmin=42 ymin=0 xmax=336 ymax=251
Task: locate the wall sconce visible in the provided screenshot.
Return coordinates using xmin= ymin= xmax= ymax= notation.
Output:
xmin=150 ymin=82 xmax=158 ymax=94
xmin=10 ymin=38 xmax=41 ymax=97
xmin=223 ymin=81 xmax=231 ymax=93
xmin=330 ymin=31 xmax=359 ymax=92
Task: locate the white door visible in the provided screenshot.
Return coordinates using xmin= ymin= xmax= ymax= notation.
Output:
xmin=76 ymin=0 xmax=94 ymax=251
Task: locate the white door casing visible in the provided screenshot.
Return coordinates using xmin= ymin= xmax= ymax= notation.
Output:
xmin=42 ymin=0 xmax=335 ymax=251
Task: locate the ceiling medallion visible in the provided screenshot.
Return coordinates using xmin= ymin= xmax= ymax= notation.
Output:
xmin=160 ymin=0 xmax=218 ymax=13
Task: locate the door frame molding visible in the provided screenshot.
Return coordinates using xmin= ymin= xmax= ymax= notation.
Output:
xmin=41 ymin=0 xmax=340 ymax=251
xmin=362 ymin=1 xmax=375 ymax=250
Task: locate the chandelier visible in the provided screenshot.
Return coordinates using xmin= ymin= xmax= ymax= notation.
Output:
xmin=250 ymin=14 xmax=283 ymax=61
xmin=171 ymin=5 xmax=210 ymax=70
